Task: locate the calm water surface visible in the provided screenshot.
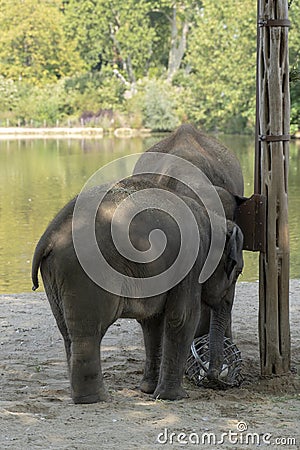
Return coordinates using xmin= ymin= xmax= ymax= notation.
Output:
xmin=0 ymin=135 xmax=299 ymax=293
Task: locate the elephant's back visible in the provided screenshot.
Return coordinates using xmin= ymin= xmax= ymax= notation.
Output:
xmin=145 ymin=124 xmax=244 ymax=196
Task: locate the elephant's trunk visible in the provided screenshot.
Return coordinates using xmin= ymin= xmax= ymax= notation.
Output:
xmin=206 ymin=303 xmax=230 ymax=385
xmin=208 ymin=319 xmax=225 ymax=378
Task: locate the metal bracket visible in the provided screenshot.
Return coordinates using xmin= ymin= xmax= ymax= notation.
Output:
xmin=259 ymin=134 xmax=290 ymax=142
xmin=235 ymin=194 xmax=266 ymax=252
xmin=258 ymin=18 xmax=291 ymax=27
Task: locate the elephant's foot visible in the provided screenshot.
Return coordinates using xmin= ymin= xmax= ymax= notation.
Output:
xmin=152 ymin=384 xmax=189 ymax=401
xmin=140 ymin=378 xmax=157 ymax=394
xmin=73 ymin=388 xmax=108 ymax=404
xmin=72 ymin=380 xmax=108 ymax=404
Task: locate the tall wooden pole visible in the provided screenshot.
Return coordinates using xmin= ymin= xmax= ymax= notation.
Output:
xmin=255 ymin=0 xmax=291 ymax=375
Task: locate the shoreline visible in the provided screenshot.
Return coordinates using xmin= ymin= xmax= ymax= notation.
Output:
xmin=0 ymin=126 xmax=152 ymax=140
xmin=0 ymin=126 xmax=299 ymax=140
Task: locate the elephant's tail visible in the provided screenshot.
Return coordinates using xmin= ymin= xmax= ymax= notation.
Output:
xmin=31 ymin=196 xmax=76 ymax=291
xmin=31 ymin=237 xmax=53 ymax=291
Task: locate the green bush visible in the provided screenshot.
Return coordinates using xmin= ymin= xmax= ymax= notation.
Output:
xmin=0 ymin=76 xmax=20 ymax=112
xmin=142 ymin=79 xmax=180 ymax=131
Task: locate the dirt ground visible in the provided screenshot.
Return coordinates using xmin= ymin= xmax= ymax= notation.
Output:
xmin=0 ymin=280 xmax=299 ymax=450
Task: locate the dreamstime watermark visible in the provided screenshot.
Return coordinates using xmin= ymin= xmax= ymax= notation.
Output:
xmin=156 ymin=422 xmax=297 ymax=446
xmin=72 ymin=152 xmax=227 ymax=298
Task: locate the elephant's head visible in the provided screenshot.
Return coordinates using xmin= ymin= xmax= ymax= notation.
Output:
xmin=202 ymin=221 xmax=244 ymax=306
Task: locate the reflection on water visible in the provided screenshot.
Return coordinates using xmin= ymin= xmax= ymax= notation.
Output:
xmin=0 ymin=135 xmax=299 ymax=293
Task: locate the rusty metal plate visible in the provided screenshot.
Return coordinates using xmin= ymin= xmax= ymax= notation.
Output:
xmin=235 ymin=194 xmax=266 ymax=252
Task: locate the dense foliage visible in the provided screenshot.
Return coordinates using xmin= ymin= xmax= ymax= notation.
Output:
xmin=0 ymin=0 xmax=299 ymax=133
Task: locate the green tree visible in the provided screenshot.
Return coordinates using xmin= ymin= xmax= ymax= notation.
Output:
xmin=0 ymin=0 xmax=83 ymax=84
xmin=145 ymin=1 xmax=202 ymax=80
xmin=64 ymin=0 xmax=156 ymax=84
xmin=186 ymin=0 xmax=257 ymax=132
xmin=0 ymin=0 xmax=298 ymax=132
xmin=158 ymin=1 xmax=202 ymax=81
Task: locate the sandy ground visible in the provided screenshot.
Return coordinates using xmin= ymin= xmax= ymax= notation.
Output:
xmin=0 ymin=281 xmax=299 ymax=450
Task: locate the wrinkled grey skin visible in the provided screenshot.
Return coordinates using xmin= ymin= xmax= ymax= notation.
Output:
xmin=32 ymin=176 xmax=243 ymax=403
xmin=134 ymin=124 xmax=245 ymax=359
xmin=134 ymin=123 xmax=244 ymax=198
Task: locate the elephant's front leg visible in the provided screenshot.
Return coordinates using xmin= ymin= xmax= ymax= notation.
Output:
xmin=138 ymin=314 xmax=164 ymax=394
xmin=70 ymin=336 xmax=108 ymax=404
xmin=153 ymin=284 xmax=201 ymax=400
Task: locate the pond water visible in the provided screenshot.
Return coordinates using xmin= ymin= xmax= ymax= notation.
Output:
xmin=0 ymin=135 xmax=299 ymax=293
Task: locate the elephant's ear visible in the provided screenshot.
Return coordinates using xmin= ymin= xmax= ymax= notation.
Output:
xmin=234 ymin=195 xmax=249 ymax=206
xmin=226 ymin=225 xmax=243 ymax=279
xmin=233 ymin=195 xmax=248 ymax=221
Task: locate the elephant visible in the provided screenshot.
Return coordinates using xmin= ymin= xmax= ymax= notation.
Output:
xmin=32 ymin=175 xmax=243 ymax=403
xmin=134 ymin=123 xmax=244 ymax=197
xmin=133 ymin=124 xmax=245 ymax=339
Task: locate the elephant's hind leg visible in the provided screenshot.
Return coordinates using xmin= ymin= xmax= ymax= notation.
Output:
xmin=153 ymin=281 xmax=201 ymax=400
xmin=70 ymin=335 xmax=107 ymax=404
xmin=42 ymin=268 xmax=72 ymax=371
xmin=138 ymin=314 xmax=164 ymax=394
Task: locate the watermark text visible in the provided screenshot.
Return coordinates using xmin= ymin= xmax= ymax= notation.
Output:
xmin=156 ymin=422 xmax=297 ymax=446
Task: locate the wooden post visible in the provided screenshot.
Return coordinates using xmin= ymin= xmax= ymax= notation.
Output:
xmin=255 ymin=0 xmax=291 ymax=375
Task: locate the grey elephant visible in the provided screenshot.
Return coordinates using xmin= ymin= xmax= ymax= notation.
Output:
xmin=134 ymin=123 xmax=244 ymax=197
xmin=134 ymin=123 xmax=245 ymax=339
xmin=32 ymin=175 xmax=243 ymax=404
